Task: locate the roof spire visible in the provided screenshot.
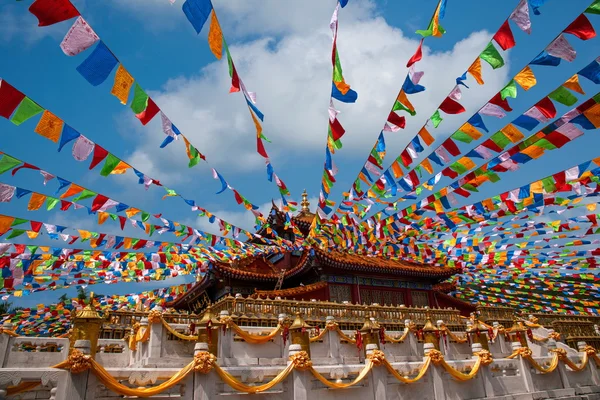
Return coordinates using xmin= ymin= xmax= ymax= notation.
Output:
xmin=301 ymin=189 xmax=310 ymax=212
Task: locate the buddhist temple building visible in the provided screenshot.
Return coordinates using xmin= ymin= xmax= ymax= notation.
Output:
xmin=169 ymin=192 xmax=475 ymax=315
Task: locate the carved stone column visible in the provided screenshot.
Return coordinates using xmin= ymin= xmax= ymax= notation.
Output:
xmin=366 ymin=344 xmax=386 ymax=400
xmin=194 ymin=343 xmax=215 ymax=400
xmin=326 ymin=316 xmax=341 ymax=362
xmin=289 ymin=344 xmax=309 ymax=400
xmin=218 ymin=311 xmax=232 ymax=359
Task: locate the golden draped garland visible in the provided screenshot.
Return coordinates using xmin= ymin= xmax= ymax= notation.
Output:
xmin=54 ymin=349 xmax=93 ymax=374
xmin=426 ymin=349 xmax=486 ymax=381
xmin=507 ymin=347 xmax=559 ymax=374
xmin=384 ymin=328 xmax=410 ymax=343
xmin=160 ymin=317 xmax=198 ymax=341
xmin=439 ymin=324 xmax=468 ymax=343
xmin=220 ymin=316 xmax=282 ymax=344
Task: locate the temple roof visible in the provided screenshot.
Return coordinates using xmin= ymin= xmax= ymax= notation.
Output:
xmin=251 ymin=281 xmax=328 ymax=298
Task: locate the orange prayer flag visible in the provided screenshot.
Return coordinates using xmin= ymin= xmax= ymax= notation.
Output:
xmin=110 ymin=160 xmax=131 ymax=175
xmin=418 ymin=126 xmax=435 ymax=146
xmin=396 ymin=90 xmax=415 ymax=113
xmin=249 ymin=105 xmax=262 ymax=137
xmin=467 ymin=58 xmax=484 ymax=85
xmin=457 ymin=157 xmax=476 ymax=170
xmin=98 ymin=212 xmax=109 ymax=225
xmin=34 ymin=110 xmax=63 ymax=143
xmin=530 ymin=180 xmax=544 ymax=193
xmin=458 ymin=122 xmax=482 ymax=140
xmin=78 ymin=230 xmax=92 ymax=240
xmin=60 ymin=184 xmax=84 ymax=199
xmin=501 ymin=123 xmax=524 ymax=143
xmin=391 ymin=160 xmax=404 ymax=179
xmin=583 ymin=103 xmax=600 ymax=128
xmin=111 ymin=65 xmax=134 ymax=105
xmin=0 ymin=215 xmax=15 ymax=235
xmin=563 ymin=74 xmax=585 ymax=95
xmin=208 ymin=10 xmax=223 ymax=60
xmin=433 ymin=200 xmax=444 ymax=213
xmin=26 ymin=231 xmax=39 ymax=239
xmin=28 ymin=192 xmax=46 ymax=210
xmin=513 ymin=66 xmax=536 ymax=91
xmin=124 ymin=237 xmax=133 ymax=249
xmin=421 ymin=158 xmax=433 ymax=174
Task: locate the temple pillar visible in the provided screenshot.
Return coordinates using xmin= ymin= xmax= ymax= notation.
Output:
xmin=289 ymin=344 xmax=310 ymax=400
xmin=147 ymin=307 xmax=163 ymax=360
xmin=59 ymin=340 xmax=91 ymax=400
xmin=326 ymin=316 xmax=341 ymax=362
xmin=579 ymin=341 xmax=600 ymax=385
xmin=194 ymin=343 xmax=215 ymax=400
xmin=0 ymin=322 xmax=14 ymax=367
xmin=367 ymin=344 xmax=386 ymax=400
xmin=406 ymin=319 xmax=419 ymax=356
xmin=547 ymin=339 xmax=570 ymax=389
xmin=424 ymin=343 xmax=446 ymax=400
xmin=512 ymin=341 xmax=534 ymax=393
xmin=493 ymin=322 xmax=509 ymax=354
xmin=470 ymin=343 xmax=488 ymax=397
xmin=218 ymin=311 xmax=232 ymax=359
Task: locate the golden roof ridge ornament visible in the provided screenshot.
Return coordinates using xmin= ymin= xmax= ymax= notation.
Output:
xmin=301 ymin=189 xmax=310 ymax=213
xmin=75 ymin=292 xmax=102 ymax=320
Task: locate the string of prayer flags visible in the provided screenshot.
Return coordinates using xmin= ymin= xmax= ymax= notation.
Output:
xmin=416 ymin=0 xmax=446 ymax=38
xmin=0 ymin=81 xmax=25 ymax=119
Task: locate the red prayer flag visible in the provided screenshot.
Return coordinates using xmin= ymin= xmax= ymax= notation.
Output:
xmin=11 ymin=163 xmax=39 ymax=176
xmin=400 ymin=149 xmax=412 ymax=167
xmin=135 ymin=98 xmax=160 ymax=125
xmin=119 ymin=216 xmax=126 ymax=230
xmin=0 ymin=81 xmax=26 ymax=119
xmin=481 ymin=139 xmax=503 ymax=153
xmin=488 ymin=93 xmax=512 ymax=112
xmin=442 ymin=138 xmax=461 ymax=156
xmin=535 ymin=97 xmax=557 ymax=119
xmin=329 ymin=118 xmax=346 ymax=141
xmin=387 ymin=111 xmax=406 ymax=128
xmin=256 ymin=137 xmax=268 ymax=158
xmin=89 ymin=145 xmax=108 ymax=170
xmin=407 ymin=38 xmax=424 ymax=68
xmin=230 ymin=63 xmax=241 ymax=93
xmin=439 ymin=97 xmax=466 ymax=114
xmin=91 ymin=194 xmax=109 ymax=212
xmin=60 ymin=200 xmax=72 ymax=211
xmin=564 ymin=14 xmax=596 ymax=41
xmin=30 ymin=221 xmax=42 ymax=233
xmin=233 ymin=190 xmax=243 ymax=205
xmin=441 ymin=167 xmax=458 ymax=179
xmin=493 ymin=20 xmax=516 ymax=51
xmin=29 ymin=0 xmax=80 ymax=27
xmin=544 ymin=131 xmax=570 ymax=148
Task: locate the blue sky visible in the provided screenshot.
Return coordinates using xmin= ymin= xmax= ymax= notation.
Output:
xmin=1 ymin=0 xmax=600 ymax=308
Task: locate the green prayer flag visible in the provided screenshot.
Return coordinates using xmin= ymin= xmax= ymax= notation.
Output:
xmin=73 ymin=189 xmax=96 ymax=202
xmin=392 ymin=100 xmax=416 ymax=116
xmin=549 ymin=86 xmax=578 ymax=106
xmin=188 ymin=146 xmax=200 ymax=168
xmin=451 ymin=130 xmax=475 ymax=143
xmin=490 ymin=131 xmax=510 ymax=149
xmin=223 ymin=39 xmax=234 ymax=78
xmin=26 ymin=245 xmax=38 ymax=254
xmin=449 ymin=161 xmax=468 ymax=174
xmin=479 ymin=42 xmax=504 ymax=70
xmin=333 ymin=49 xmax=344 ymax=82
xmin=463 ymin=184 xmax=479 ymax=192
xmin=100 ymin=154 xmax=121 ymax=177
xmin=430 ymin=110 xmax=443 ymax=128
xmin=130 ymin=83 xmax=149 ymax=114
xmin=500 ymin=80 xmax=518 ymax=100
xmin=541 ymin=177 xmax=556 ymax=193
xmin=141 ymin=212 xmax=150 ymax=222
xmin=0 ymin=155 xmax=21 ymax=175
xmin=11 ymin=218 xmax=27 ymax=227
xmin=7 ymin=229 xmax=25 ymax=239
xmin=149 ymin=224 xmax=156 ymax=237
xmin=536 ymin=139 xmax=556 ymax=150
xmin=46 ymin=197 xmax=60 ymax=211
xmin=585 ymin=0 xmax=600 ymax=14
xmin=10 ymin=97 xmax=43 ymax=126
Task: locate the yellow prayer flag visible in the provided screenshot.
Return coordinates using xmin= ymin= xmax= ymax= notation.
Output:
xmin=208 ymin=10 xmax=223 ymax=59
xmin=521 ymin=145 xmax=545 ymax=159
xmin=514 ymin=66 xmax=536 ymax=91
xmin=563 ymin=74 xmax=585 ymax=95
xmin=34 ymin=110 xmax=63 ymax=143
xmin=98 ymin=212 xmax=109 ymax=225
xmin=27 ymin=192 xmax=46 ymax=210
xmin=125 ymin=208 xmax=141 ymax=218
xmin=111 ymin=65 xmax=134 ymax=105
xmin=433 ymin=200 xmax=444 ymax=214
xmin=418 ymin=126 xmax=435 ymax=146
xmin=110 ymin=160 xmax=131 ymax=175
xmin=26 ymin=231 xmax=39 ymax=239
xmin=123 ymin=237 xmax=132 ymax=249
xmin=530 ymin=180 xmax=544 ymax=193
xmin=467 ymin=58 xmax=484 ymax=85
xmin=458 ymin=122 xmax=482 ymax=140
xmin=583 ymin=103 xmax=600 ymax=128
xmin=587 ymin=203 xmax=597 ymax=211
xmin=501 ymin=123 xmax=524 ymax=143
xmin=481 ymin=198 xmax=494 ymax=211
xmin=78 ymin=230 xmax=92 ymax=240
xmin=457 ymin=157 xmax=476 ymax=170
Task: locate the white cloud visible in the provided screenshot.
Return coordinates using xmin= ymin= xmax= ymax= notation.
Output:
xmin=0 ymin=4 xmax=66 ymax=45
xmin=119 ymin=1 xmax=510 ymax=181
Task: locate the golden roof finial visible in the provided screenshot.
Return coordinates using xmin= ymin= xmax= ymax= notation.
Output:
xmin=301 ymin=190 xmax=310 ymax=213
